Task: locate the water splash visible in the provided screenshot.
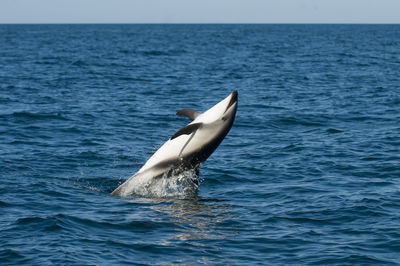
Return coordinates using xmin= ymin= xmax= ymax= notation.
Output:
xmin=121 ymin=166 xmax=199 ymax=199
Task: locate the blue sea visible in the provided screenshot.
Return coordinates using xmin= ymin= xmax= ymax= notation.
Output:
xmin=1 ymin=24 xmax=400 ymax=265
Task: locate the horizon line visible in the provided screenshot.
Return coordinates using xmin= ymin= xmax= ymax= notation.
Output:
xmin=1 ymin=22 xmax=399 ymax=25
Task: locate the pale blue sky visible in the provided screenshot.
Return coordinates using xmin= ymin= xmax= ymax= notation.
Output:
xmin=1 ymin=0 xmax=399 ymax=23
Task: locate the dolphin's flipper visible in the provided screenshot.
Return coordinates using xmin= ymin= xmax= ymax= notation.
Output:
xmin=171 ymin=123 xmax=201 ymax=140
xmin=176 ymin=109 xmax=200 ymax=121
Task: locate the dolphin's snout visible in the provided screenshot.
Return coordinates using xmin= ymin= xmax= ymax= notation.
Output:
xmin=231 ymin=90 xmax=238 ymax=100
xmin=226 ymin=90 xmax=238 ymax=112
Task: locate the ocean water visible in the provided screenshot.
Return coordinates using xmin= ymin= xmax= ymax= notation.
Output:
xmin=1 ymin=24 xmax=400 ymax=265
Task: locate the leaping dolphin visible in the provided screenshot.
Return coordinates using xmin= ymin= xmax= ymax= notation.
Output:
xmin=111 ymin=90 xmax=238 ymax=197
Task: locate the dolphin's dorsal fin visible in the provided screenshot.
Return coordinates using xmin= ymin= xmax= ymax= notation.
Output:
xmin=176 ymin=109 xmax=200 ymax=121
xmin=171 ymin=123 xmax=201 ymax=140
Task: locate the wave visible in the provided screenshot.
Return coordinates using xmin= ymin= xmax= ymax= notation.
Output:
xmin=140 ymin=49 xmax=187 ymax=56
xmin=2 ymin=111 xmax=69 ymax=121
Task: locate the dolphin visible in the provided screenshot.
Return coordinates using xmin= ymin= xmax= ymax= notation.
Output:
xmin=111 ymin=90 xmax=238 ymax=197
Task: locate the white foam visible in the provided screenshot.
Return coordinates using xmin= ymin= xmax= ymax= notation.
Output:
xmin=121 ymin=166 xmax=199 ymax=199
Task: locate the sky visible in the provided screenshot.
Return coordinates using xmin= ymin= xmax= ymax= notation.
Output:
xmin=0 ymin=0 xmax=399 ymax=24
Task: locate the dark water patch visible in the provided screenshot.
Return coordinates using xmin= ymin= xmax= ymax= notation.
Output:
xmin=70 ymin=59 xmax=86 ymax=66
xmin=4 ymin=111 xmax=69 ymax=121
xmin=12 ymin=215 xmax=61 ymax=230
xmin=312 ymin=254 xmax=397 ymax=265
xmin=326 ymin=128 xmax=343 ymax=134
xmin=80 ymin=138 xmax=103 ymax=146
xmin=0 ymin=249 xmax=27 ymax=265
xmin=140 ymin=49 xmax=186 ymax=57
xmin=0 ymin=200 xmax=12 ymax=207
xmin=58 ymin=126 xmax=84 ymax=134
xmin=54 ymin=213 xmax=177 ymax=233
xmin=142 ymin=50 xmax=169 ymax=56
xmin=277 ymin=116 xmax=327 ymax=127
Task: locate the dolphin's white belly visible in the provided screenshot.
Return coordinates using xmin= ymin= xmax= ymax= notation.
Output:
xmin=139 ymin=124 xmax=219 ymax=174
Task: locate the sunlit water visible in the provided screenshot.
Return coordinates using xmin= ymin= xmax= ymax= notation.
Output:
xmin=1 ymin=24 xmax=400 ymax=265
